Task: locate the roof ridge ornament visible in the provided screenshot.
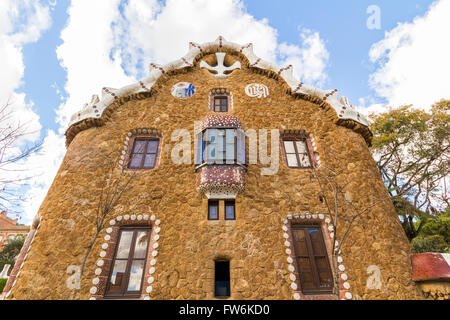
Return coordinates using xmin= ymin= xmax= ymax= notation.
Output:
xmin=200 ymin=52 xmax=241 ymax=78
xmin=66 ymin=37 xmax=371 ymax=147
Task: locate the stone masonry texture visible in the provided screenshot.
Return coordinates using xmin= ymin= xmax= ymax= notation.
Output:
xmin=7 ymin=51 xmax=423 ymax=300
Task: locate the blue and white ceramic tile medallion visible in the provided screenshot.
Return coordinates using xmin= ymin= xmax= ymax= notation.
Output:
xmin=171 ymin=82 xmax=196 ymax=98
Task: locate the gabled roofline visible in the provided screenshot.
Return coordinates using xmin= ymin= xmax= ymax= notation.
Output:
xmin=65 ymin=36 xmax=372 ymax=147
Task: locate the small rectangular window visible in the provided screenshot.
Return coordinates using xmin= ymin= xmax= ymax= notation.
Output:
xmin=282 ymin=138 xmax=313 ymax=168
xmin=129 ymin=138 xmax=160 ymax=169
xmin=208 ymin=200 xmax=219 ymax=220
xmin=225 ymin=200 xmax=235 ymax=220
xmin=214 ymin=96 xmax=228 ymax=112
xmin=215 ymin=260 xmax=230 ymax=298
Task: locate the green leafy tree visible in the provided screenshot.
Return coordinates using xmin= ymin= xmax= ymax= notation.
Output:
xmin=411 ymin=211 xmax=449 ymax=253
xmin=370 ymin=100 xmax=450 ymax=241
xmin=0 ymin=235 xmax=25 ymax=274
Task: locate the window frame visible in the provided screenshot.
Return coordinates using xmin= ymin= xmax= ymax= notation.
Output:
xmin=225 ymin=200 xmax=236 ymax=220
xmin=214 ymin=96 xmax=229 ymax=112
xmin=214 ymin=260 xmax=231 ymax=298
xmin=291 ymin=225 xmax=334 ymax=295
xmin=208 ymin=200 xmax=219 ymax=220
xmin=104 ymin=226 xmax=151 ymax=299
xmin=195 ymin=127 xmax=246 ymax=167
xmin=126 ymin=135 xmax=161 ymax=171
xmin=209 ymin=92 xmax=231 ymax=113
xmin=280 ymin=135 xmax=316 ymax=169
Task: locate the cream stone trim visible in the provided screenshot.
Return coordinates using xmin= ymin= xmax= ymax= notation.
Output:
xmin=309 ymin=135 xmax=321 ymax=167
xmin=282 ymin=213 xmax=352 ymax=300
xmin=88 ymin=211 xmax=161 ymax=300
xmin=67 ymin=36 xmax=368 ymax=131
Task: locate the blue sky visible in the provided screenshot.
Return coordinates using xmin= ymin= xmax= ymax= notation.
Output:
xmin=1 ymin=0 xmax=449 ymax=223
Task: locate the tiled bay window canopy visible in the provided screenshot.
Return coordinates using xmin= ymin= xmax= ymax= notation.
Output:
xmin=196 ymin=114 xmax=245 ymax=199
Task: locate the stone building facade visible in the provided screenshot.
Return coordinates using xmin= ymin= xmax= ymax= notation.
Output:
xmin=0 ymin=211 xmax=29 ymax=251
xmin=4 ymin=37 xmax=423 ymax=300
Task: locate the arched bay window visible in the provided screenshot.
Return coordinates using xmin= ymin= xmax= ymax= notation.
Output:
xmin=195 ymin=128 xmax=246 ymax=166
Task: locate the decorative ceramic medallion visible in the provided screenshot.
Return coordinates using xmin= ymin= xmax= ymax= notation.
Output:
xmin=171 ymin=82 xmax=196 ymax=98
xmin=245 ymin=83 xmax=269 ymax=98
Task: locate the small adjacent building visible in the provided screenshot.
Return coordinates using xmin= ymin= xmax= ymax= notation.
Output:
xmin=0 ymin=211 xmax=29 ymax=251
xmin=411 ymin=253 xmax=450 ymax=300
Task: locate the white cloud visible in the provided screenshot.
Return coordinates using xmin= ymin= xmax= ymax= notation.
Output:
xmin=278 ymin=28 xmax=329 ymax=86
xmin=369 ymin=0 xmax=450 ymax=109
xmin=17 ymin=0 xmax=330 ymax=224
xmin=9 ymin=0 xmax=136 ymax=223
xmin=113 ymin=0 xmax=329 ymax=85
xmin=19 ymin=130 xmax=66 ymax=223
xmin=0 ymin=1 xmax=51 ymax=140
xmin=0 ymin=1 xmax=52 ymax=223
xmin=55 ymin=0 xmax=134 ymax=128
xmin=54 ymin=0 xmax=331 ymax=131
xmin=114 ymin=0 xmax=278 ymax=78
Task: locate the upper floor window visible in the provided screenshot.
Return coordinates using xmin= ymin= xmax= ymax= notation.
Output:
xmin=281 ymin=136 xmax=315 ymax=169
xmin=209 ymin=88 xmax=232 ymax=112
xmin=291 ymin=225 xmax=333 ymax=294
xmin=105 ymin=227 xmax=151 ymax=298
xmin=195 ymin=128 xmax=245 ymax=166
xmin=214 ymin=96 xmax=229 ymax=112
xmin=128 ymin=138 xmax=160 ymax=170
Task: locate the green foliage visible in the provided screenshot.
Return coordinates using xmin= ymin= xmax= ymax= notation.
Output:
xmin=411 ymin=213 xmax=450 ymax=253
xmin=369 ymin=101 xmax=450 ymax=241
xmin=0 ymin=236 xmax=25 ymax=274
xmin=0 ymin=278 xmax=7 ymax=293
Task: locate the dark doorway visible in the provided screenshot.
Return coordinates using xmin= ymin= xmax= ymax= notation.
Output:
xmin=214 ymin=260 xmax=230 ymax=298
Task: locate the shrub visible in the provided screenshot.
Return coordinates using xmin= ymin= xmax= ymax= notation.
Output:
xmin=0 ymin=278 xmax=7 ymax=293
xmin=411 ymin=235 xmax=449 ymax=253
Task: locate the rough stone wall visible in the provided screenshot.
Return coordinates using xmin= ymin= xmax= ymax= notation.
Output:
xmin=416 ymin=281 xmax=449 ymax=300
xmin=7 ymin=56 xmax=422 ymax=300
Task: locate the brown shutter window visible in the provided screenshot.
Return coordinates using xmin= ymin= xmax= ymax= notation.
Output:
xmin=291 ymin=225 xmax=333 ymax=294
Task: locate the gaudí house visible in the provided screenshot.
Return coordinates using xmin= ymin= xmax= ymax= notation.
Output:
xmin=3 ymin=37 xmax=425 ymax=300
